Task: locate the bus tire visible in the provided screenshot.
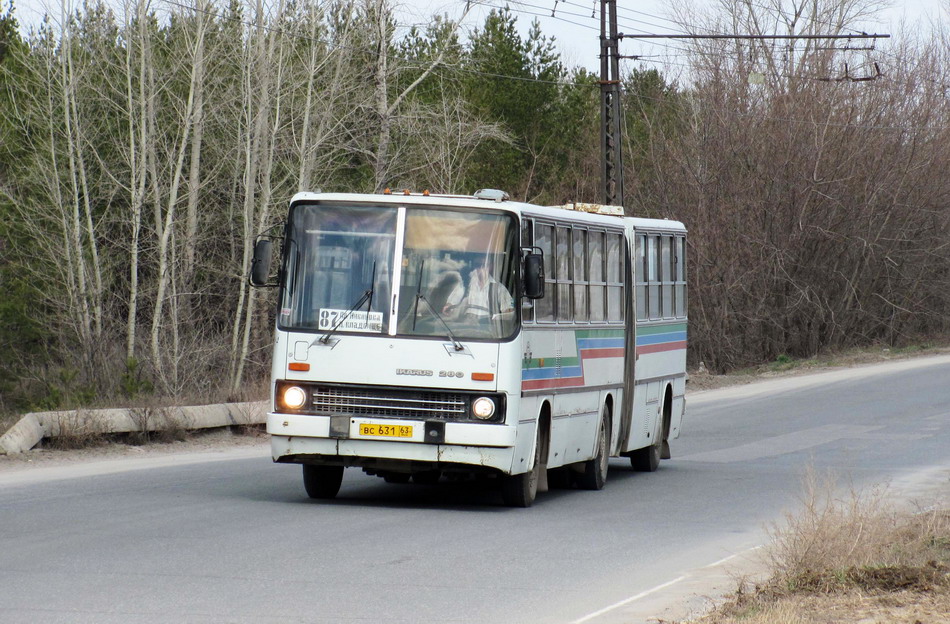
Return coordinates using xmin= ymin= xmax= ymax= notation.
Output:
xmin=303 ymin=464 xmax=344 ymax=499
xmin=577 ymin=409 xmax=609 ymax=490
xmin=501 ymin=426 xmax=543 ymax=507
xmin=412 ymin=470 xmax=441 ymax=485
xmin=630 ymin=418 xmax=662 ymax=472
xmin=547 ymin=466 xmax=572 ymax=489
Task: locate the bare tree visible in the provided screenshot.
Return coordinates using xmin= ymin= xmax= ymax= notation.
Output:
xmin=148 ymin=0 xmax=210 ymax=390
xmin=228 ymin=0 xmax=289 ymax=391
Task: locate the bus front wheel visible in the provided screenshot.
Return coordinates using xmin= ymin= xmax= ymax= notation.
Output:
xmin=501 ymin=426 xmax=543 ymax=507
xmin=302 ymin=464 xmax=344 ymax=499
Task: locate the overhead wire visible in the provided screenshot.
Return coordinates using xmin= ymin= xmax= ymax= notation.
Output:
xmin=154 ymin=0 xmax=598 ymax=87
xmin=110 ymin=0 xmax=948 ymax=111
xmin=468 ymin=0 xmax=599 ymax=32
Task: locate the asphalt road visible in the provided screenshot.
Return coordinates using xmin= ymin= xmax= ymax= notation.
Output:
xmin=1 ymin=356 xmax=949 ymax=624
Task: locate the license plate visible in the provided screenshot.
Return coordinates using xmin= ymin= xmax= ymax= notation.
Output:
xmin=358 ymin=423 xmax=413 ymax=438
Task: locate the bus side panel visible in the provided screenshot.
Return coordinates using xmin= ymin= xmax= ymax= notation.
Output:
xmin=556 ymin=391 xmax=599 ymax=465
xmin=500 ymin=337 xmax=538 ymax=476
xmin=625 ymin=318 xmax=687 ymax=452
xmin=521 ymin=326 xmax=623 ymax=468
xmin=630 ymin=379 xmax=660 ymax=452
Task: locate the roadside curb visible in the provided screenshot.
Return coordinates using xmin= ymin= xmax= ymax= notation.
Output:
xmin=0 ymin=401 xmax=268 ymax=455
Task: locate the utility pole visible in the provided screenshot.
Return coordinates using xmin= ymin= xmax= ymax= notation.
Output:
xmin=600 ymin=0 xmax=623 ymax=208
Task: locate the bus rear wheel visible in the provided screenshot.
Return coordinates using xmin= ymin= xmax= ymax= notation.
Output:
xmin=577 ymin=409 xmax=609 ymax=490
xmin=412 ymin=470 xmax=441 ymax=485
xmin=630 ymin=418 xmax=662 ymax=472
xmin=302 ymin=464 xmax=344 ymax=499
xmin=501 ymin=426 xmax=543 ymax=507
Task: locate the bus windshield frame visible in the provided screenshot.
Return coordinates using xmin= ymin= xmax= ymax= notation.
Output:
xmin=277 ymin=201 xmax=521 ymax=342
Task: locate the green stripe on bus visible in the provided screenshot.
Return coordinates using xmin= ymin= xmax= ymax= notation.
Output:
xmin=575 ymin=328 xmax=625 ymax=338
xmin=636 ymin=322 xmax=687 ymax=336
xmin=523 ymin=356 xmax=580 ymax=369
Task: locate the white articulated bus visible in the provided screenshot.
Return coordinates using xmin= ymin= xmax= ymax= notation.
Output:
xmin=250 ymin=189 xmax=687 ymax=507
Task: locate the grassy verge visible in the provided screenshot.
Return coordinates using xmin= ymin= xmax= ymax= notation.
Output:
xmin=688 ymin=471 xmax=950 ymax=624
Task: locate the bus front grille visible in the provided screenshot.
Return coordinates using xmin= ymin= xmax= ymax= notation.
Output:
xmin=310 ymin=386 xmax=470 ymax=420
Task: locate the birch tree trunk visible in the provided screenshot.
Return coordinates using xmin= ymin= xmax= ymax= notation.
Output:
xmin=297 ymin=1 xmax=355 ymax=192
xmin=122 ymin=0 xmax=152 ymax=362
xmin=229 ymin=0 xmax=271 ymax=389
xmin=182 ymin=0 xmax=208 ymax=321
xmin=365 ymin=0 xmax=470 ymax=191
xmin=229 ymin=0 xmax=287 ymax=392
xmin=57 ymin=4 xmax=93 ymax=354
xmin=149 ymin=4 xmax=208 ymax=389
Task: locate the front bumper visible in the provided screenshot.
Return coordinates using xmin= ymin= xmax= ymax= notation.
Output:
xmin=267 ymin=412 xmax=517 ymax=473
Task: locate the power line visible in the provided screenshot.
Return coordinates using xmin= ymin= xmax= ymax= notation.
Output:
xmin=620 ymin=33 xmax=890 ymax=41
xmin=153 ymin=0 xmax=596 ymax=87
xmin=469 ymin=0 xmax=599 ymax=32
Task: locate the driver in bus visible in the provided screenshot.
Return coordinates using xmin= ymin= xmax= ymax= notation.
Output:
xmin=460 ymin=260 xmax=514 ymax=322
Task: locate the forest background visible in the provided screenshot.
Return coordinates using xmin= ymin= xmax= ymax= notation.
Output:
xmin=0 ymin=0 xmax=948 ymax=417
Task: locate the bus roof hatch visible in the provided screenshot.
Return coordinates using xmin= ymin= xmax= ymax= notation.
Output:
xmin=551 ymin=203 xmax=624 ymax=216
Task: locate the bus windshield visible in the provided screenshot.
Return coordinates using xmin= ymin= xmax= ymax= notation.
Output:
xmin=280 ymin=203 xmax=519 ymax=341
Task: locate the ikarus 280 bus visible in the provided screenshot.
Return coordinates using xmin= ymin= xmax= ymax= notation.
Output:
xmin=249 ymin=189 xmax=687 ymax=507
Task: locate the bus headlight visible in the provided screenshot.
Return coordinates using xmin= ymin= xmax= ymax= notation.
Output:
xmin=472 ymin=397 xmax=496 ymax=420
xmin=281 ymin=385 xmax=308 ymax=410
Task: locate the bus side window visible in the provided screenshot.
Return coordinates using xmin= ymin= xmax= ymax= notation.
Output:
xmin=607 ymin=232 xmax=623 ymax=322
xmin=536 ymin=223 xmax=555 ymax=322
xmin=522 ymin=219 xmax=535 ymax=323
xmin=662 ymin=236 xmax=674 ymax=318
xmin=556 ymin=226 xmax=572 ymax=323
xmin=589 ymin=231 xmax=606 ymax=322
xmin=635 ymin=234 xmax=647 ymax=320
xmin=573 ymin=228 xmax=588 ymax=323
xmin=675 ymin=236 xmax=687 ymax=317
xmin=648 ymin=236 xmax=660 ymax=319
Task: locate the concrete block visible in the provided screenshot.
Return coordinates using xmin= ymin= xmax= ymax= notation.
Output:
xmin=0 ymin=400 xmax=269 ymax=454
xmin=0 ymin=414 xmax=45 ymax=455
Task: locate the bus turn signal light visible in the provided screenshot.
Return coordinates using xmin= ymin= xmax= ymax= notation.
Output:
xmin=288 ymin=362 xmax=310 ymax=372
xmin=472 ymin=372 xmax=494 ymax=381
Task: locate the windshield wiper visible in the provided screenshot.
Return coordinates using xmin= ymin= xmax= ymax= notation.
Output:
xmin=318 ymin=262 xmax=376 ymax=345
xmin=415 ymin=293 xmax=465 ymax=352
xmin=409 ymin=260 xmax=464 ymax=352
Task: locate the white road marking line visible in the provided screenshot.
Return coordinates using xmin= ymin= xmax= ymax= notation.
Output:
xmin=571 ymin=575 xmax=687 ymax=624
xmin=703 ymin=545 xmax=764 ymax=569
xmin=572 ymin=545 xmax=767 ymax=623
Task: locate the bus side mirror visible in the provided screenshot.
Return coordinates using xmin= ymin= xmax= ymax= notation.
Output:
xmin=250 ymin=239 xmax=273 ymax=286
xmin=523 ymin=253 xmax=544 ymax=299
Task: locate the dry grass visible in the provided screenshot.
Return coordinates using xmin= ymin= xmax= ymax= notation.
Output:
xmin=698 ymin=590 xmax=950 ymax=624
xmin=46 ymin=409 xmax=109 ymax=450
xmin=689 ymin=470 xmax=950 ymax=624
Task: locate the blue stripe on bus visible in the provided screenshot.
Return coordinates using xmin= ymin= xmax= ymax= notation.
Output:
xmin=521 ymin=364 xmax=583 ymax=381
xmin=576 ymin=337 xmax=625 ymax=350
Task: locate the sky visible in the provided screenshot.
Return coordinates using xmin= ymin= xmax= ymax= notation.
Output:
xmin=396 ymin=0 xmax=947 ymax=74
xmin=6 ymin=0 xmax=947 ymax=74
